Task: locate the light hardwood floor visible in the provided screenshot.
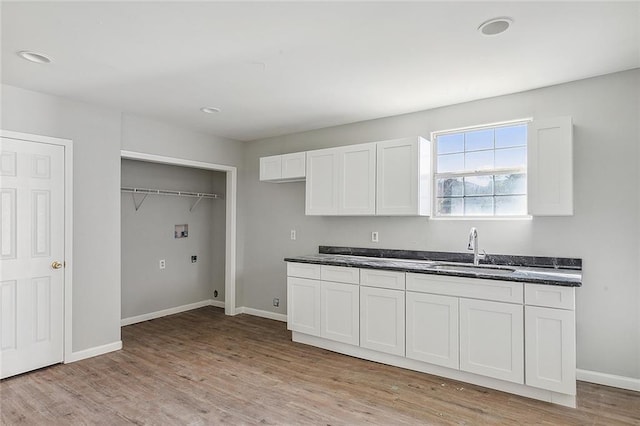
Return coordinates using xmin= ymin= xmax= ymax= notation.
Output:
xmin=1 ymin=307 xmax=639 ymax=425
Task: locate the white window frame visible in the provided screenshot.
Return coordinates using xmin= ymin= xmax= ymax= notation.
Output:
xmin=431 ymin=118 xmax=532 ymax=219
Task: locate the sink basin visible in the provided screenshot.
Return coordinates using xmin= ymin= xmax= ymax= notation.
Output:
xmin=432 ymin=263 xmax=516 ymax=274
xmin=336 ymin=255 xmax=516 ymax=274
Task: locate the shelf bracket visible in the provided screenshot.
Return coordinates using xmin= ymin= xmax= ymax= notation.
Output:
xmin=132 ymin=192 xmax=149 ymax=212
xmin=189 ymin=195 xmax=204 ymax=212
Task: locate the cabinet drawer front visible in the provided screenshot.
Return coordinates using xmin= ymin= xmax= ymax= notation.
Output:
xmin=406 ymin=273 xmax=523 ymax=303
xmin=321 ymin=265 xmax=360 ymax=284
xmin=287 ymin=262 xmax=321 ymax=280
xmin=360 ymin=269 xmax=405 ymax=290
xmin=525 ymin=284 xmax=575 ymax=310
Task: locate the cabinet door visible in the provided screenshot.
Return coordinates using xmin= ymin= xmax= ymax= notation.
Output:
xmin=320 ymin=281 xmax=359 ymax=345
xmin=305 ymin=149 xmax=339 ymax=215
xmin=259 ymin=155 xmax=282 ymax=181
xmin=406 ymin=292 xmax=459 ymax=369
xmin=376 ymin=138 xmax=418 ymax=215
xmin=287 ymin=277 xmax=321 ymax=336
xmin=360 ymin=286 xmax=405 ymax=356
xmin=460 ymin=299 xmax=524 ymax=384
xmin=282 ymin=152 xmax=306 ymax=179
xmin=338 ymin=143 xmax=376 ymax=215
xmin=525 ymin=306 xmax=576 ymax=394
xmin=528 ymin=116 xmax=573 ymax=216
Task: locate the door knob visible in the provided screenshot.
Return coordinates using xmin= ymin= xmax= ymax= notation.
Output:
xmin=51 ymin=261 xmax=63 ymax=270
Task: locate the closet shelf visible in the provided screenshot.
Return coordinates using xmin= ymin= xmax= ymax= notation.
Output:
xmin=121 ymin=187 xmax=222 ymax=212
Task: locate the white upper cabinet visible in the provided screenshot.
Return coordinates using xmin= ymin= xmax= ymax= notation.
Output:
xmin=260 ymin=155 xmax=282 ymax=181
xmin=306 ymin=143 xmax=376 ymax=215
xmin=338 ymin=143 xmax=377 ymax=215
xmin=527 ymin=116 xmax=573 ymax=216
xmin=260 ymin=152 xmax=306 ymax=182
xmin=376 ymin=137 xmax=431 ymax=216
xmin=305 ymin=148 xmax=340 ymax=214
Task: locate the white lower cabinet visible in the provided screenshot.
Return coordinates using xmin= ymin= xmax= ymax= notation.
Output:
xmin=459 ymin=298 xmax=524 ymax=384
xmin=286 ymin=262 xmax=577 ymax=407
xmin=406 ymin=292 xmax=459 ymax=369
xmin=287 ymin=277 xmax=321 ymax=336
xmin=525 ymin=305 xmax=576 ymax=394
xmin=320 ymin=281 xmax=359 ymax=345
xmin=360 ymin=286 xmax=405 ymax=356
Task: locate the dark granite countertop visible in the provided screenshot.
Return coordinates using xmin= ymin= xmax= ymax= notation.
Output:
xmin=284 ymin=247 xmax=582 ymax=287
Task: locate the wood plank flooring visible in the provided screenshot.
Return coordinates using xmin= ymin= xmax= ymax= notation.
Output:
xmin=1 ymin=307 xmax=639 ymax=425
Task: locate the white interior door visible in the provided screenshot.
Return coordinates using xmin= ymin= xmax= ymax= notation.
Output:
xmin=1 ymin=137 xmax=65 ymax=379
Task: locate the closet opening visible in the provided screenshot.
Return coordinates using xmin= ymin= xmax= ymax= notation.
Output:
xmin=120 ymin=151 xmax=237 ymax=326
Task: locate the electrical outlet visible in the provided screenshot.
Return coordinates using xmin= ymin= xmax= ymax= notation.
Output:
xmin=191 ymin=255 xmax=197 ymax=263
xmin=273 ymin=298 xmax=280 ymax=307
xmin=159 ymin=259 xmax=166 ymax=269
xmin=371 ymin=231 xmax=379 ymax=242
xmin=290 ymin=230 xmax=296 ymax=240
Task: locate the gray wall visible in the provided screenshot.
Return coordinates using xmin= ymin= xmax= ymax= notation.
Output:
xmin=1 ymin=84 xmax=122 ymax=353
xmin=120 ymin=113 xmax=247 ymax=307
xmin=242 ymin=69 xmax=640 ymax=380
xmin=121 ymin=160 xmax=226 ymax=319
xmin=1 ymin=84 xmax=245 ymax=355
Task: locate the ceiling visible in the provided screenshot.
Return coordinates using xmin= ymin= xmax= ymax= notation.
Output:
xmin=2 ymin=2 xmax=639 ymax=142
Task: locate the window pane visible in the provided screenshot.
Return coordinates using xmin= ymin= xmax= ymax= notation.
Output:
xmin=495 ymin=173 xmax=526 ymax=195
xmin=438 ymin=153 xmax=464 ymax=173
xmin=495 ymin=147 xmax=526 ymax=168
xmin=437 ymin=177 xmax=463 ymax=197
xmin=464 ymin=197 xmax=493 ymax=215
xmin=437 ymin=198 xmax=463 ymax=216
xmin=465 ymin=129 xmax=494 ymax=151
xmin=465 ymin=150 xmax=494 ymax=171
xmin=464 ymin=176 xmax=493 ymax=196
xmin=495 ymin=124 xmax=527 ymax=148
xmin=438 ymin=133 xmax=464 ymax=154
xmin=495 ymin=195 xmax=527 ymax=215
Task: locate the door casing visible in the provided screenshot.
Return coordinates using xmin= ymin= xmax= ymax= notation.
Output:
xmin=120 ymin=150 xmax=237 ymax=315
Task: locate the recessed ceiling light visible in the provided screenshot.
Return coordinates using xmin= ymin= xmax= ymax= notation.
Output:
xmin=478 ymin=17 xmax=513 ymax=36
xmin=200 ymin=107 xmax=221 ymax=114
xmin=17 ymin=50 xmax=53 ymax=64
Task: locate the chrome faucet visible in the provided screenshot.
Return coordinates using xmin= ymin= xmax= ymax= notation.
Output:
xmin=467 ymin=227 xmax=486 ymax=266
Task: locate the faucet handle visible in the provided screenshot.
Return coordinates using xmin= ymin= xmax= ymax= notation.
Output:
xmin=478 ymin=249 xmax=487 ymax=260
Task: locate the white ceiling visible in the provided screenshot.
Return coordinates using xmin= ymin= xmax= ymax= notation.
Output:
xmin=2 ymin=2 xmax=639 ymax=142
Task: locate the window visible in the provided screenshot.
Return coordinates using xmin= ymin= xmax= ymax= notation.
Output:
xmin=433 ymin=120 xmax=529 ymax=217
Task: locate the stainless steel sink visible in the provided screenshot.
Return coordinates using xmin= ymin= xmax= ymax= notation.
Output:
xmin=431 ymin=263 xmax=516 ymax=274
xmin=336 ymin=255 xmax=516 ymax=274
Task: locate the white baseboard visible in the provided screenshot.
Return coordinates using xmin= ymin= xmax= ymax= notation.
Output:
xmin=210 ymin=300 xmax=225 ymax=309
xmin=121 ymin=299 xmax=215 ymax=326
xmin=120 ymin=299 xmax=285 ymax=326
xmin=577 ymin=369 xmax=640 ymax=392
xmin=236 ymin=306 xmax=287 ymax=322
xmin=66 ymin=341 xmax=122 ymax=363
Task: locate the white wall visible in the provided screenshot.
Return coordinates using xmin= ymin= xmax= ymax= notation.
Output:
xmin=242 ymin=69 xmax=640 ymax=380
xmin=1 ymin=84 xmax=122 ymax=353
xmin=121 ymin=160 xmax=226 ymax=319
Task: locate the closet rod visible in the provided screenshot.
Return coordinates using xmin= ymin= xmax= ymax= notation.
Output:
xmin=121 ymin=187 xmax=221 ymax=212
